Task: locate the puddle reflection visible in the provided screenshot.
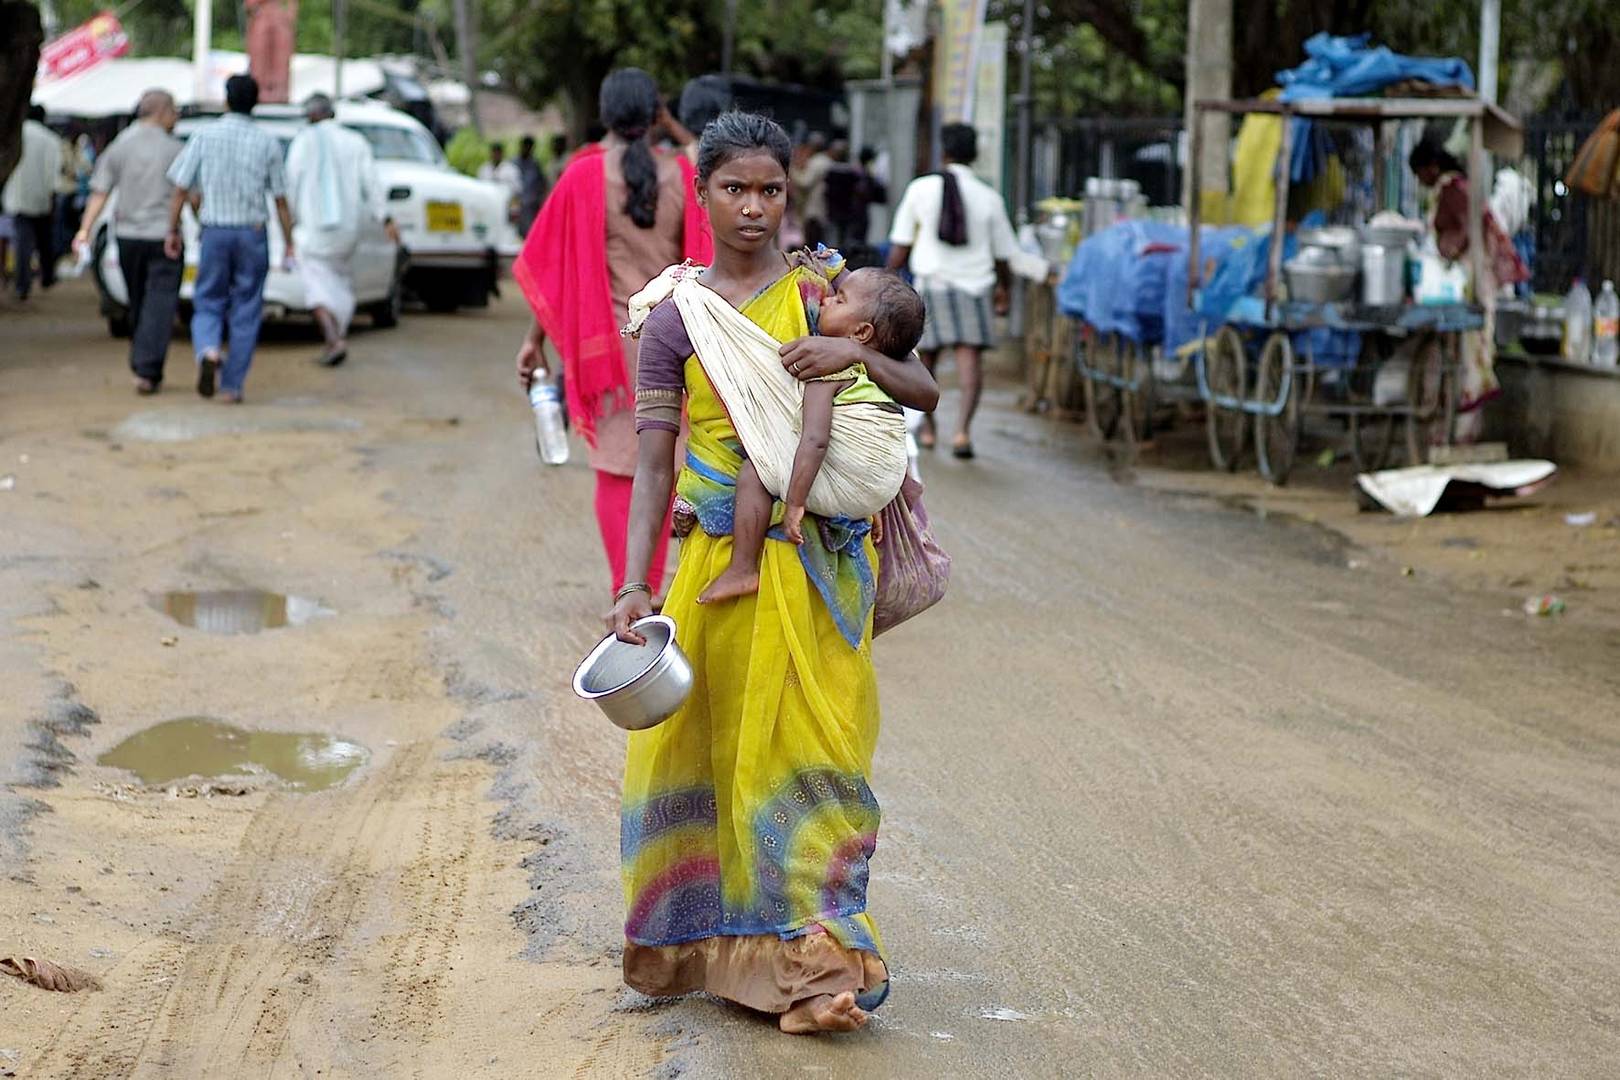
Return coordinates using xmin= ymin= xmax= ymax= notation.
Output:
xmin=99 ymin=717 xmax=367 ymax=791
xmin=156 ymin=590 xmax=330 ymax=634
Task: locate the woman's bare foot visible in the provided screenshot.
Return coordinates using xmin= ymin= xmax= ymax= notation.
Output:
xmin=778 ymin=991 xmax=868 ymax=1034
xmin=697 ymin=566 xmax=759 ymax=605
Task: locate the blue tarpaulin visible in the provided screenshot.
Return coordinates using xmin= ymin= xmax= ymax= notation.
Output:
xmin=1056 ymin=220 xmax=1185 ymax=344
xmin=1059 ymin=217 xmax=1363 ymax=367
xmin=1274 ymin=33 xmax=1475 ymax=183
xmin=1276 ymin=33 xmax=1473 ymax=101
xmin=1163 ymin=226 xmax=1253 ymax=356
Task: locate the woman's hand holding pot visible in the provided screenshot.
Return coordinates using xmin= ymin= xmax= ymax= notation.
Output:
xmin=611 ymin=589 xmax=654 ymax=645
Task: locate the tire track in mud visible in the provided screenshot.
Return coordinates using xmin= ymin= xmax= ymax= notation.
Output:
xmin=34 ymin=742 xmax=453 ymax=1077
xmin=375 ymin=754 xmax=479 ymax=1067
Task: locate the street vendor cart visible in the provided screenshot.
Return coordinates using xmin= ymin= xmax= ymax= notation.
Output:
xmin=1187 ymin=95 xmax=1523 ymax=484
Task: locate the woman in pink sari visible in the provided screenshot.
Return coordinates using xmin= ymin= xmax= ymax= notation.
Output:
xmin=513 ymin=68 xmax=712 ymax=594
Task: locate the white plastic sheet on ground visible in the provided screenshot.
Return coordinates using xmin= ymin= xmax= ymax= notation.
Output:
xmin=1356 ymin=460 xmax=1558 ymax=517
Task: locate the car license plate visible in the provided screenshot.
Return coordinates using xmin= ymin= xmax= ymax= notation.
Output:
xmin=183 ymin=265 xmax=197 ymax=283
xmin=425 ymin=201 xmax=463 ymax=232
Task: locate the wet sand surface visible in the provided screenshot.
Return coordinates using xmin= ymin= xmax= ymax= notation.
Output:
xmin=1 ymin=282 xmax=1617 ymax=1077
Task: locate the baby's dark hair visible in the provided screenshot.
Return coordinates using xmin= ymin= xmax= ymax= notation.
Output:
xmin=859 ymin=270 xmax=926 ymax=359
xmin=696 ymin=110 xmax=792 ymax=185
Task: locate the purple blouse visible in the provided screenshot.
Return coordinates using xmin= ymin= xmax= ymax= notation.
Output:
xmin=633 ymin=302 xmax=693 ymax=435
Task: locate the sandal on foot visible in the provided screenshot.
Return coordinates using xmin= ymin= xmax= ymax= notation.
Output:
xmin=197 ymin=352 xmax=219 ymax=398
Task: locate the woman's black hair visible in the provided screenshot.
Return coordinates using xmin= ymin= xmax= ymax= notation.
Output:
xmin=599 ymin=68 xmax=661 ymax=229
xmin=1408 ymin=138 xmax=1463 ymax=177
xmin=695 ymin=110 xmax=793 ymax=186
xmin=678 ymin=74 xmax=732 ymax=139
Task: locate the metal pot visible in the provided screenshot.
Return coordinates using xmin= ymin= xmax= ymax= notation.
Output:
xmin=1361 ymin=244 xmax=1406 ymax=307
xmin=1035 ymin=212 xmax=1072 ymax=263
xmin=1362 ymin=220 xmax=1423 ymax=251
xmin=1297 ymin=226 xmax=1361 ymax=270
xmin=1284 ymin=260 xmax=1357 ymax=304
xmin=573 ymin=615 xmax=693 ymax=731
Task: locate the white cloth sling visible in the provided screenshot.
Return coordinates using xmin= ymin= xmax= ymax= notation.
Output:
xmin=627 ymin=265 xmax=909 ymax=520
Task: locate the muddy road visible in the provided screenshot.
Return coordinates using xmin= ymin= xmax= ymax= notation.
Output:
xmin=2 ymin=283 xmax=1617 ymax=1078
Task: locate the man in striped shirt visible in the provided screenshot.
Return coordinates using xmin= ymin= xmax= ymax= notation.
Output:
xmin=164 ymin=74 xmax=295 ymax=403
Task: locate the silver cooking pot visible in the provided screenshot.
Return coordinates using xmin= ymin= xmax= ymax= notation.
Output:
xmin=573 ymin=615 xmax=693 ymax=731
xmin=1360 ymin=244 xmax=1406 ymax=307
xmin=1296 ymin=226 xmax=1361 ymax=270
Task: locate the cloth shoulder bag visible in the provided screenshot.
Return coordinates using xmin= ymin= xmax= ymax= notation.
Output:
xmin=873 ymin=473 xmax=950 ymax=636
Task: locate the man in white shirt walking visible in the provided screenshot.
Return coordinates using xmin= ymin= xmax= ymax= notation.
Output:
xmin=887 ymin=123 xmax=1017 ymax=459
xmin=2 ymin=104 xmax=63 ymax=301
xmin=75 ymin=90 xmax=183 ymax=393
xmin=285 ymin=94 xmax=396 ymax=366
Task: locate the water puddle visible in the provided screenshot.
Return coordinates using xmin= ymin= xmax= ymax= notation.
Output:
xmin=98 ymin=717 xmax=367 ymax=791
xmin=156 ymin=589 xmax=330 ymax=634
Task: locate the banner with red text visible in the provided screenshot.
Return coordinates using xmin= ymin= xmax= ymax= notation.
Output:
xmin=38 ymin=12 xmax=131 ymax=84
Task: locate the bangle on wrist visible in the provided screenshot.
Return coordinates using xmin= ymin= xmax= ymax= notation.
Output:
xmin=613 ymin=581 xmax=651 ymax=604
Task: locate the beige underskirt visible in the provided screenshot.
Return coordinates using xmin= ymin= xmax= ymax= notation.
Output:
xmin=623 ymin=931 xmax=888 ymax=1014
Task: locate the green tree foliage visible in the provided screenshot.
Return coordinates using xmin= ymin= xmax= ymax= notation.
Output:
xmin=479 ymin=0 xmax=882 ymax=134
xmin=45 ymin=0 xmax=1620 ymax=123
xmin=1005 ymin=0 xmax=1618 ymax=116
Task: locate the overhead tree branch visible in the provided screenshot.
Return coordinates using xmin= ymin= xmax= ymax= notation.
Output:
xmin=1043 ymin=0 xmax=1187 ymax=92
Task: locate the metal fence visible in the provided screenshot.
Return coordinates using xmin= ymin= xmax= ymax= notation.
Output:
xmin=1523 ymin=113 xmax=1592 ymax=293
xmin=1030 ymin=116 xmax=1185 ymax=207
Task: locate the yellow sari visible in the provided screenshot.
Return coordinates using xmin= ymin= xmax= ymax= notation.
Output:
xmin=620 ymin=266 xmax=889 ymax=1012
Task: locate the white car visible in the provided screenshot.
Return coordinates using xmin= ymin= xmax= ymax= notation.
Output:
xmin=92 ymin=102 xmax=519 ymax=336
xmin=319 ymin=101 xmax=521 ymax=311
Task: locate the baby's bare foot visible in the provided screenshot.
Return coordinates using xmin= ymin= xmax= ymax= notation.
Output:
xmin=778 ymin=991 xmax=868 ymax=1034
xmin=697 ymin=567 xmax=760 ymax=605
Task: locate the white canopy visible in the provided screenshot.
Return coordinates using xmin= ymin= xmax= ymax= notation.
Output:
xmin=34 ymin=52 xmax=389 ymax=119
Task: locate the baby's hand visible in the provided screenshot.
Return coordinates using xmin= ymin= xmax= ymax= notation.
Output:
xmin=783 ymin=504 xmax=807 ymax=545
xmin=871 ymin=512 xmax=885 ymax=546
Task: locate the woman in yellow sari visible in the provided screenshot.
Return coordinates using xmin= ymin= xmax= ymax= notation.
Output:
xmin=609 ymin=112 xmax=938 ymax=1034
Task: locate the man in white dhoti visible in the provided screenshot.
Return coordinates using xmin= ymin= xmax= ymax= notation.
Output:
xmin=285 ymin=94 xmax=396 ymax=366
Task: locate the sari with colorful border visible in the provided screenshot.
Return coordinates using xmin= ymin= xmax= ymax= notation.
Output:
xmin=621 ymin=263 xmax=889 ymax=1013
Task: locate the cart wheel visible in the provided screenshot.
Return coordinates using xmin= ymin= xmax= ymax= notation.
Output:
xmin=1350 ymin=412 xmax=1397 ymax=473
xmin=1348 ymin=337 xmax=1397 ymax=472
xmin=1054 ymin=317 xmax=1085 ymax=417
xmin=1204 ymin=325 xmax=1248 ymax=471
xmin=1404 ymin=334 xmax=1456 ymax=466
xmin=1119 ymin=339 xmax=1155 ymax=449
xmin=1084 ymin=333 xmax=1122 ymax=441
xmin=1255 ymin=331 xmax=1300 ymax=485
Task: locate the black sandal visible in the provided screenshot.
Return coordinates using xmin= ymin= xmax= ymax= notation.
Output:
xmin=952 ymin=441 xmax=975 ymax=460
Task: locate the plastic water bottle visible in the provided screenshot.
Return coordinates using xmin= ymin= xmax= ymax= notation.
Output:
xmin=1593 ymin=281 xmax=1620 ymax=368
xmin=528 ymin=379 xmax=570 ymax=465
xmin=1563 ymin=278 xmax=1592 ymax=364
